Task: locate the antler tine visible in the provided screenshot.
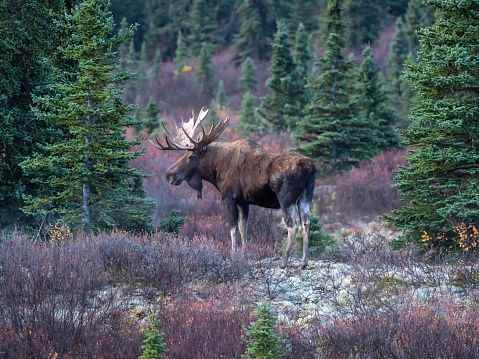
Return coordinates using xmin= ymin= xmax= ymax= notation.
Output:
xmin=148 ymin=122 xmax=193 ymax=151
xmin=201 ymin=117 xmax=230 ymax=145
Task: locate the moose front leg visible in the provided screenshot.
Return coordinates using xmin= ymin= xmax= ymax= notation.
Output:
xmin=225 ymin=199 xmax=240 ymax=254
xmin=238 ymin=204 xmax=249 ymax=248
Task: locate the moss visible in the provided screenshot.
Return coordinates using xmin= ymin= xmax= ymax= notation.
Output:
xmin=375 ymin=275 xmax=408 ymax=292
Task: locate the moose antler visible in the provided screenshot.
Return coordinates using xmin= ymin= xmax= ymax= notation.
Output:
xmin=149 ymin=107 xmax=229 ymax=151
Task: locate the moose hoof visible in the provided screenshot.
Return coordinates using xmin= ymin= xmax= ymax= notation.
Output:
xmin=301 ymin=263 xmax=309 ymax=270
xmin=280 ymin=261 xmax=288 ymax=270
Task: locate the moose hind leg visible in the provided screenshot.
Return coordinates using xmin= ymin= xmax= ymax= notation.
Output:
xmin=281 ymin=206 xmax=299 ymax=269
xmin=298 ymin=197 xmax=312 ymax=269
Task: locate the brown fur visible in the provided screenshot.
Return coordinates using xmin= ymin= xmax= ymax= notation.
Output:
xmin=165 ymin=139 xmax=316 ymax=268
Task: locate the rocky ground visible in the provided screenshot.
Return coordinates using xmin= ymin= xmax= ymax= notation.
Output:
xmin=117 ymin=221 xmax=479 ymax=329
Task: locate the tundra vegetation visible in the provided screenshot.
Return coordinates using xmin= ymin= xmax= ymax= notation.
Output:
xmin=1 ymin=0 xmax=479 ymax=358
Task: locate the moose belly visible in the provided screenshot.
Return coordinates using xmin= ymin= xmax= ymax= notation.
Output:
xmin=241 ymin=185 xmax=281 ymax=209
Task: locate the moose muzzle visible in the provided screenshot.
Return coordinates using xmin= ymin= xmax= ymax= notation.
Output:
xmin=166 ymin=171 xmax=182 ymax=185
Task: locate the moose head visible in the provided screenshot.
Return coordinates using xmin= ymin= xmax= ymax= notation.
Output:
xmin=149 ymin=107 xmax=229 ymax=199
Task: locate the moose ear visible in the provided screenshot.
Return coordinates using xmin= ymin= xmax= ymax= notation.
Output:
xmin=187 ymin=173 xmax=203 ymax=199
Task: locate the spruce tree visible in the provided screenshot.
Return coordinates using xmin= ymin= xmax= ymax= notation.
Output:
xmin=320 ymin=0 xmax=345 ymax=44
xmin=189 ymin=0 xmax=216 ymax=56
xmin=234 ymin=0 xmax=271 ymax=63
xmin=143 ymin=0 xmax=174 ymax=58
xmin=388 ymin=17 xmax=410 ymax=123
xmin=239 ymin=91 xmax=258 ymax=136
xmin=0 ymin=0 xmax=67 ymax=226
xmin=140 ymin=40 xmax=148 ymax=64
xmin=241 ymin=57 xmax=257 ymax=93
xmin=293 ymin=22 xmax=312 ymax=110
xmin=127 ymin=38 xmax=138 ymax=70
xmin=119 ymin=17 xmax=130 ymax=70
xmin=139 ymin=315 xmax=166 ymax=359
xmin=144 ymin=97 xmax=160 ymax=134
xmin=291 ymin=0 xmax=320 ymax=34
xmin=344 ymin=0 xmax=382 ymax=47
xmin=21 ymin=0 xmax=152 ymax=232
xmin=296 ymin=0 xmax=365 ymax=175
xmin=257 ymin=21 xmax=302 ymax=132
xmin=391 ymin=0 xmax=479 ymax=249
xmin=215 ymin=80 xmax=228 ymax=110
xmin=175 ymin=31 xmax=188 ymax=71
xmin=153 ymin=48 xmax=162 ymax=77
xmin=245 ymin=304 xmax=282 ymax=359
xmin=196 ymin=42 xmax=215 ymax=96
xmin=354 ymin=47 xmax=400 ymax=154
xmin=405 ymin=0 xmax=434 ymax=60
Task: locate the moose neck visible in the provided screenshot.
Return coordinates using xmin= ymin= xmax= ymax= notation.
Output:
xmin=197 ymin=143 xmax=224 ymax=190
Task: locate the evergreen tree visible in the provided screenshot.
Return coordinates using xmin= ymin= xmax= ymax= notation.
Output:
xmin=291 ymin=0 xmax=320 ymax=34
xmin=208 ymin=101 xmax=221 ymax=125
xmin=0 ymin=0 xmax=68 ymax=226
xmin=271 ymin=0 xmax=293 ymax=27
xmin=153 ymin=47 xmax=162 ymax=77
xmin=189 ymin=0 xmax=216 ymax=56
xmin=119 ymin=17 xmax=130 ymax=70
xmin=239 ymin=91 xmax=258 ymax=136
xmin=139 ymin=314 xmax=166 ymax=359
xmin=388 ymin=17 xmax=410 ymax=123
xmin=296 ymin=1 xmax=365 ymax=175
xmin=344 ymin=0 xmax=383 ymax=47
xmin=293 ymin=22 xmax=312 ymax=109
xmin=143 ymin=0 xmax=178 ymax=59
xmin=196 ymin=42 xmax=215 ymax=96
xmin=144 ymin=97 xmax=160 ymax=134
xmin=234 ymin=0 xmax=271 ymax=63
xmin=21 ymin=0 xmax=152 ymax=232
xmin=391 ymin=0 xmax=479 ymax=249
xmin=405 ymin=0 xmax=434 ymax=60
xmin=215 ymin=80 xmax=228 ymax=110
xmin=320 ymin=0 xmax=345 ymax=44
xmin=175 ymin=31 xmax=188 ymax=70
xmin=245 ymin=304 xmax=282 ymax=359
xmin=140 ymin=40 xmax=148 ymax=64
xmin=241 ymin=57 xmax=257 ymax=93
xmin=257 ymin=21 xmax=302 ymax=132
xmin=353 ymin=47 xmax=400 ymax=154
xmin=127 ymin=38 xmax=138 ymax=69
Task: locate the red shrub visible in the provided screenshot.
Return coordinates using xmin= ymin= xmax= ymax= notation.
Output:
xmin=317 ymin=150 xmax=407 ymax=223
xmin=317 ymin=301 xmax=479 ymax=358
xmin=0 ymin=236 xmax=141 ymax=358
xmin=160 ymin=291 xmax=252 ymax=359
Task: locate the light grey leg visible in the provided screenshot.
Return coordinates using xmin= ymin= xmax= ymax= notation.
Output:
xmin=282 ymin=225 xmax=297 ymax=268
xmin=298 ymin=198 xmax=312 ymax=269
xmin=230 ymin=226 xmax=240 ymax=253
xmin=238 ymin=204 xmax=249 ymax=249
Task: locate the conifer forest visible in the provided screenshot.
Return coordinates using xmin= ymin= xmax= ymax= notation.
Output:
xmin=1 ymin=0 xmax=479 ymax=358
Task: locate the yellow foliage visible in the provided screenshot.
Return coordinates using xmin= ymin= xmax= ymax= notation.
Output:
xmin=48 ymin=223 xmax=72 ymax=243
xmin=454 ymin=223 xmax=479 ymax=252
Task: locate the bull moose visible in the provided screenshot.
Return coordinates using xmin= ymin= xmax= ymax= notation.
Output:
xmin=150 ymin=108 xmax=316 ymax=268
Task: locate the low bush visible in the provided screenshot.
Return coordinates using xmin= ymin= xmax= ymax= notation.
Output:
xmin=317 ymin=302 xmax=479 ymax=358
xmin=160 ymin=293 xmax=252 ymax=359
xmin=317 ymin=150 xmax=406 ymax=223
xmin=0 ymin=235 xmax=141 ymax=358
